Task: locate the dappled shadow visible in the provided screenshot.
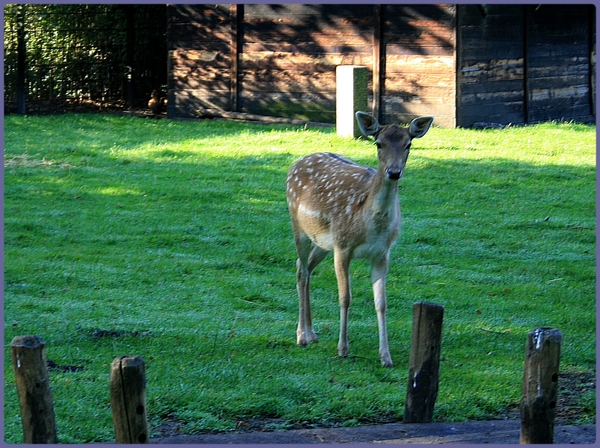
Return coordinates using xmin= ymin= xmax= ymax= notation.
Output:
xmin=168 ymin=4 xmax=455 ymax=123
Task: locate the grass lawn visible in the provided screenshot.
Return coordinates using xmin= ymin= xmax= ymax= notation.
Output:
xmin=3 ymin=114 xmax=596 ymax=443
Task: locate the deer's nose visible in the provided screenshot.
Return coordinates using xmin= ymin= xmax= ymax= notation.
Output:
xmin=386 ymin=168 xmax=403 ymax=180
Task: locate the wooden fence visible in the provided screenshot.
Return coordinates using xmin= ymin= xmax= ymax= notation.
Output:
xmin=9 ymin=310 xmax=563 ymax=444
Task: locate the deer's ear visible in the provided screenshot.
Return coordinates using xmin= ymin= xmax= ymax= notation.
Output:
xmin=408 ymin=116 xmax=434 ymax=139
xmin=356 ymin=111 xmax=381 ymax=138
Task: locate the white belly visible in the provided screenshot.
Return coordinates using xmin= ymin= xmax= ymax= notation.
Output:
xmin=297 ymin=204 xmax=334 ymax=251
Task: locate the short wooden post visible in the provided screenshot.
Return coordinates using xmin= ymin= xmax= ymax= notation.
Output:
xmin=336 ymin=65 xmax=369 ymax=138
xmin=110 ymin=356 xmax=149 ymax=444
xmin=10 ymin=335 xmax=58 ymax=443
xmin=520 ymin=327 xmax=562 ymax=444
xmin=404 ymin=302 xmax=444 ymax=423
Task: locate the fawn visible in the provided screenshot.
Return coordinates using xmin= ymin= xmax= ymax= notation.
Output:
xmin=286 ymin=111 xmax=433 ymax=366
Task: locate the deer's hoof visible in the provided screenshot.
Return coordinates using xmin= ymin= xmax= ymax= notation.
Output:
xmin=337 ymin=345 xmax=349 ymax=358
xmin=297 ymin=330 xmax=318 ymax=346
xmin=380 ymin=353 xmax=393 ymax=368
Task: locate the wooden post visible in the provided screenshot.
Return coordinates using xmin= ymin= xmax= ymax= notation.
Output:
xmin=520 ymin=327 xmax=562 ymax=444
xmin=110 ymin=356 xmax=149 ymax=444
xmin=230 ymin=4 xmax=243 ymax=112
xmin=372 ymin=5 xmax=384 ymax=122
xmin=124 ymin=5 xmax=135 ymax=110
xmin=404 ymin=302 xmax=444 ymax=423
xmin=10 ymin=335 xmax=58 ymax=443
xmin=16 ymin=4 xmax=27 ymax=115
xmin=336 ymin=65 xmax=369 ymax=138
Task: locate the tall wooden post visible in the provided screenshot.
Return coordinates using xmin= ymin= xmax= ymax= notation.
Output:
xmin=372 ymin=5 xmax=384 ymax=122
xmin=230 ymin=4 xmax=243 ymax=112
xmin=124 ymin=5 xmax=135 ymax=110
xmin=520 ymin=327 xmax=562 ymax=444
xmin=16 ymin=4 xmax=27 ymax=115
xmin=110 ymin=356 xmax=149 ymax=444
xmin=10 ymin=335 xmax=58 ymax=444
xmin=404 ymin=302 xmax=444 ymax=423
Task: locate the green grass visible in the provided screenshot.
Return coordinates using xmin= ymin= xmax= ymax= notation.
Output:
xmin=4 ymin=114 xmax=595 ymax=443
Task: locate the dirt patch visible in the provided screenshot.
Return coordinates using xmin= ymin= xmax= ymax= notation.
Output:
xmin=46 ymin=359 xmax=84 ymax=373
xmin=151 ymin=421 xmax=595 ymax=444
xmin=556 ymin=372 xmax=596 ymax=424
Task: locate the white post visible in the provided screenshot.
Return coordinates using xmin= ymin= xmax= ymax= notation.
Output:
xmin=336 ymin=65 xmax=369 ymax=138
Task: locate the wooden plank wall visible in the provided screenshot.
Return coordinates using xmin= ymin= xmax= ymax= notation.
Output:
xmin=241 ymin=4 xmax=374 ymax=123
xmin=526 ymin=4 xmax=594 ymax=123
xmin=457 ymin=5 xmax=525 ymax=126
xmin=383 ymin=5 xmax=456 ymax=128
xmin=457 ymin=4 xmax=595 ymax=127
xmin=168 ymin=4 xmax=457 ymax=127
xmin=168 ymin=4 xmax=594 ymax=128
xmin=167 ymin=4 xmax=232 ymax=117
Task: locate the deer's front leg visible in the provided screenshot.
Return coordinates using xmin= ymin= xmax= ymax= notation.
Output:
xmin=372 ymin=257 xmax=393 ymax=367
xmin=334 ymin=248 xmax=352 ymax=358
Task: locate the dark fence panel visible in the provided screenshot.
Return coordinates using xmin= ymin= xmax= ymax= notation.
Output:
xmin=457 ymin=4 xmax=595 ymax=127
xmin=4 ymin=4 xmax=167 ymax=114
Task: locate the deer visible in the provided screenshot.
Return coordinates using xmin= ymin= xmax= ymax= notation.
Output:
xmin=285 ymin=111 xmax=433 ymax=367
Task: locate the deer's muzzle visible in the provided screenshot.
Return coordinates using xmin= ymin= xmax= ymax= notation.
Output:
xmin=386 ymin=168 xmax=403 ymax=180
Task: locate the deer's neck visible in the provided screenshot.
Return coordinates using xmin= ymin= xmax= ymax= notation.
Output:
xmin=367 ymin=170 xmax=400 ymax=215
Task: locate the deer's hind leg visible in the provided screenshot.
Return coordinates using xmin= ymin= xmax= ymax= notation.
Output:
xmin=334 ymin=247 xmax=352 ymax=358
xmin=295 ymin=233 xmax=329 ymax=346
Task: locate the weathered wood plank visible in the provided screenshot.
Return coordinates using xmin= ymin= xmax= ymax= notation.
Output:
xmin=245 ymin=3 xmax=374 ymax=17
xmin=242 ymin=52 xmax=374 ymax=71
xmin=460 ymin=80 xmax=524 ymax=98
xmin=386 ymin=55 xmax=454 ymax=75
xmin=243 ymin=42 xmax=372 ymax=54
xmin=530 ymin=85 xmax=590 ymax=102
xmin=244 ymin=23 xmax=373 ymax=38
xmin=460 ymin=90 xmax=525 ymax=106
xmin=386 ymin=4 xmax=456 ymax=23
xmin=384 ymin=95 xmax=454 ymax=111
xmin=385 ymin=45 xmax=454 ymax=57
xmin=384 ymin=27 xmax=455 ymax=46
xmin=171 ymin=68 xmax=230 ymax=90
xmin=381 ymin=111 xmax=455 ymax=129
xmin=240 ymin=91 xmax=335 ymax=106
xmin=168 ymin=25 xmax=231 ymax=43
xmin=460 ymin=59 xmax=524 ymax=82
xmin=241 ymin=74 xmax=336 ymax=94
xmin=386 ymin=72 xmax=454 ymax=87
xmin=197 ymin=107 xmax=334 ymax=127
xmin=168 ymin=4 xmax=229 ymax=22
